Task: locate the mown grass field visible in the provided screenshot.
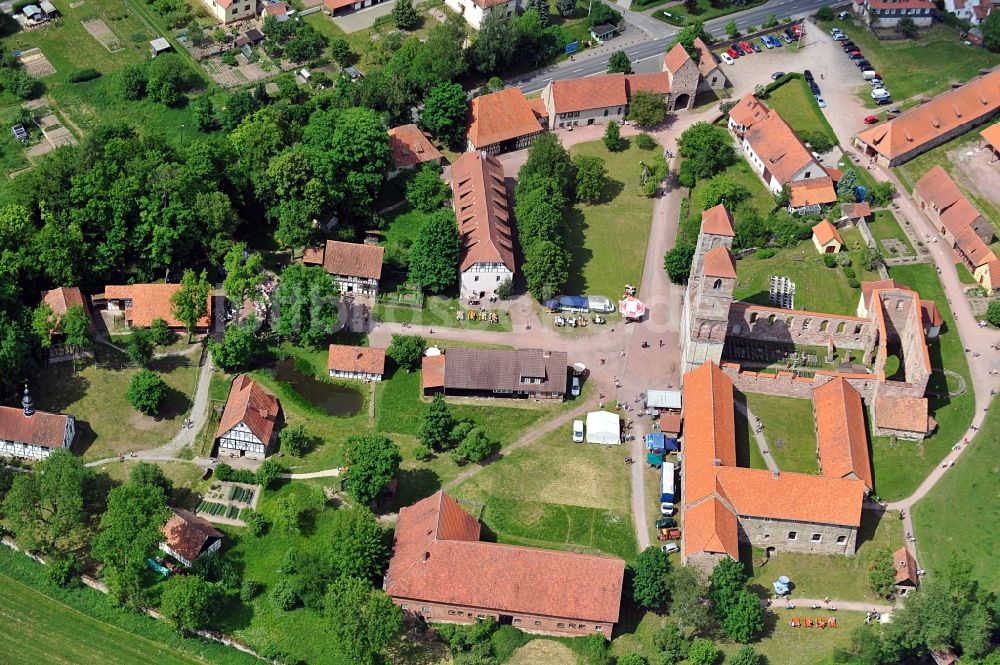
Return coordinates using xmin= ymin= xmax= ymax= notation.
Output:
xmin=453 ymin=429 xmax=637 ymax=561
xmin=912 ymin=399 xmax=1000 ymax=595
xmin=821 ymin=20 xmax=998 ymax=106
xmin=868 ymin=209 xmax=914 ymax=256
xmin=766 ymin=76 xmax=837 ymax=147
xmin=732 ymin=226 xmax=881 ymax=316
xmin=873 ymin=263 xmax=974 ymax=500
xmin=745 ymin=394 xmax=817 ymax=474
xmin=565 ymin=140 xmax=656 ymax=301
xmin=33 ymin=354 xmax=198 ymax=461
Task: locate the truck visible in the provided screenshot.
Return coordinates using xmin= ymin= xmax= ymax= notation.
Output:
xmin=660 ymin=462 xmax=676 ymax=503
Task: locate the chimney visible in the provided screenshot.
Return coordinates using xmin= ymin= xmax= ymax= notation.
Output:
xmin=422 ymin=551 xmax=430 ymax=563
xmin=22 ymin=384 xmax=35 ymax=418
xmin=772 ymin=470 xmax=780 ymax=480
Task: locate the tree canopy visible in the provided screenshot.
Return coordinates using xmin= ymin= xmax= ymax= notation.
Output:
xmin=387 ymin=333 xmax=426 ymax=370
xmin=677 ymin=123 xmax=736 ymax=183
xmin=407 ymin=209 xmax=460 ymax=293
xmin=627 ymin=90 xmax=668 ymax=128
xmin=171 ymin=269 xmax=211 ymax=340
xmin=272 ymin=264 xmax=340 ymax=347
xmin=159 ymin=574 xmax=216 ymax=634
xmin=419 ymin=394 xmax=456 ymax=451
xmin=127 ymin=369 xmax=169 ymax=416
xmin=631 ymin=546 xmax=672 ymax=608
xmin=421 ymin=82 xmax=468 ymax=148
xmin=344 ymin=434 xmax=402 ymax=505
xmin=607 ymin=51 xmax=633 ymax=74
xmin=325 ymin=576 xmax=403 ymax=665
xmin=573 ymin=155 xmax=608 ymax=204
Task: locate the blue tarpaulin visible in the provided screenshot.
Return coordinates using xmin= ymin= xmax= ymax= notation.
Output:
xmin=663 ymin=437 xmax=679 ymax=452
xmin=647 ymin=452 xmax=663 ymax=466
xmin=645 ymin=432 xmax=666 ymax=451
xmin=559 ymin=295 xmax=589 ymax=309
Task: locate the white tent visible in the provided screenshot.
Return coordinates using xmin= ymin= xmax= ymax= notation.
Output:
xmin=646 ymin=390 xmax=682 ymax=410
xmin=586 ymin=411 xmax=620 ymax=445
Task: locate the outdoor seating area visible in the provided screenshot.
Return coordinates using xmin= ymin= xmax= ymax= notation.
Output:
xmin=455 ymin=308 xmax=500 ymax=323
xmin=789 ymin=617 xmax=838 ymax=628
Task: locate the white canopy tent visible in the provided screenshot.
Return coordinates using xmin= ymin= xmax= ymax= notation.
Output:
xmin=646 ymin=390 xmax=682 ymax=410
xmin=586 ymin=411 xmax=621 ymax=445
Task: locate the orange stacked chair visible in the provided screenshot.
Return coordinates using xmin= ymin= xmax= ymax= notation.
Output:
xmin=805 ymin=618 xmax=813 ymax=628
xmin=829 ymin=617 xmax=838 ymax=628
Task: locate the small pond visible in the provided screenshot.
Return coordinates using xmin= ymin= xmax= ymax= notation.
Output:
xmin=273 ymin=357 xmax=363 ymax=417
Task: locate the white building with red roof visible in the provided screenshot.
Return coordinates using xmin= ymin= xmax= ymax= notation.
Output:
xmin=385 ymin=491 xmax=625 ymax=637
xmin=466 ymin=87 xmax=546 ymax=155
xmin=303 ymin=240 xmax=385 ymax=297
xmin=445 ymin=0 xmax=517 ymax=29
xmin=216 ymin=375 xmax=281 ymax=460
xmin=451 ymin=151 xmax=516 ymax=299
xmin=0 ymin=386 xmax=75 ymax=461
xmin=856 ymin=0 xmax=935 ymax=27
xmin=203 ymin=0 xmax=255 ymax=23
xmin=387 ymin=124 xmax=444 ymax=178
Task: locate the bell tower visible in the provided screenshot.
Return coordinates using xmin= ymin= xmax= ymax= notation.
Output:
xmin=681 ymin=205 xmax=737 ymax=374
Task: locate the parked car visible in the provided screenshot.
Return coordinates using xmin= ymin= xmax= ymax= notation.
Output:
xmin=841 ymin=43 xmax=857 ymax=51
xmin=804 ymin=69 xmax=814 ymax=81
xmin=857 ymin=60 xmax=872 ymax=70
xmin=872 ymin=88 xmax=891 ymax=100
xmin=862 ymin=70 xmax=878 ymax=80
xmin=837 ymin=10 xmax=850 ymax=19
xmin=863 ymin=115 xmax=880 ymax=124
xmin=833 ymin=32 xmax=848 ymax=41
xmin=655 ymin=517 xmax=677 ymax=529
xmin=572 ymin=419 xmax=584 ymax=442
xmin=771 ymin=35 xmax=783 ymax=47
xmin=736 ymin=42 xmax=752 ymax=56
xmin=750 ymin=41 xmax=762 ymax=53
xmin=830 ymin=27 xmax=843 ymax=35
xmin=848 ymin=52 xmax=863 ymax=59
xmin=726 ymin=47 xmax=741 ymax=59
xmin=661 ymin=502 xmax=676 ymax=516
xmin=720 ymin=51 xmax=735 ymax=65
xmin=658 ymin=528 xmax=682 ymax=541
xmin=809 ymin=82 xmax=821 ymax=95
xmin=780 ymin=32 xmax=792 ymax=43
xmin=761 ymin=36 xmax=773 ymax=49
xmin=661 ymin=543 xmax=680 ymax=554
xmin=815 ymin=95 xmax=826 ymax=108
xmin=571 ymin=376 xmax=581 ymax=397
xmin=875 ymin=97 xmax=893 ymax=105
xmin=739 ymin=40 xmax=753 ymax=52
xmin=771 ymin=71 xmax=786 ymax=80
xmin=868 ymin=78 xmax=884 ymax=88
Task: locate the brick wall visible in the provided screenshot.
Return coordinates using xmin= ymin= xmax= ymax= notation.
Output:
xmin=722 ymin=364 xmax=882 ymax=400
xmin=728 ymin=304 xmax=878 ymax=362
xmin=393 ymin=600 xmax=614 ymax=639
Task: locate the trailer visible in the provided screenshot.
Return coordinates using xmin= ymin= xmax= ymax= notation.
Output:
xmin=543 ymin=295 xmax=590 ymax=313
xmin=660 ymin=462 xmax=676 ymax=503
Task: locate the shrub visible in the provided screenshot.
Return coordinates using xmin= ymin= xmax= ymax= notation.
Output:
xmin=848 ymin=277 xmax=860 ymax=288
xmin=843 ymin=266 xmax=856 ymax=279
xmin=221 ymin=51 xmax=238 ymax=66
xmin=271 ymin=579 xmax=299 ymax=610
xmin=45 ymin=553 xmax=78 ymax=587
xmin=148 ymin=318 xmax=176 ymax=347
xmin=635 ymin=132 xmax=657 ymax=150
xmin=242 ymin=509 xmax=268 ymax=537
xmin=240 ymin=579 xmax=264 ymax=602
xmin=754 ymin=248 xmax=776 ymax=260
xmin=815 ymin=6 xmax=834 ymax=20
xmin=126 ymin=370 xmax=168 ymax=416
xmin=802 ymin=129 xmax=833 ymax=153
xmin=837 ymin=254 xmax=853 ymax=267
xmin=823 ymin=254 xmax=837 ymax=268
xmin=986 ymin=299 xmax=1000 ymax=327
xmin=68 ymin=68 xmax=101 ymax=83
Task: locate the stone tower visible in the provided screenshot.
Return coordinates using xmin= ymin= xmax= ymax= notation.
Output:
xmin=681 ymin=204 xmax=737 ymax=374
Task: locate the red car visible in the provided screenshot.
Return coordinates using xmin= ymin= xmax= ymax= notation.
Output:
xmin=863 ymin=115 xmax=880 ymax=125
xmin=739 ymin=41 xmax=754 ymax=54
xmin=726 ymin=47 xmax=741 ymax=59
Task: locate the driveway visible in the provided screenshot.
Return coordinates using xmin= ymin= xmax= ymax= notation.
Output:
xmin=332 ymin=0 xmax=430 ymax=32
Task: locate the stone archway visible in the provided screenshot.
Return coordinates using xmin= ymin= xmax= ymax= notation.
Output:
xmin=673 ymin=93 xmax=690 ymax=111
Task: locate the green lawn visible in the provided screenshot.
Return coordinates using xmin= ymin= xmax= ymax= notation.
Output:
xmin=453 ymin=429 xmax=637 ymax=561
xmin=872 ymin=263 xmax=975 ymax=501
xmin=954 ymin=261 xmax=977 ymax=285
xmin=867 ymin=210 xmax=914 ymax=257
xmin=689 ymin=159 xmax=777 ymax=224
xmin=895 ymin=129 xmax=1000 ymax=241
xmin=766 ymin=76 xmax=837 ymax=147
xmin=819 ymin=21 xmax=999 ymax=106
xmin=0 ymin=105 xmax=32 ymax=176
xmin=732 ymin=228 xmax=880 ymax=316
xmin=0 ymin=548 xmax=256 ymax=665
xmin=746 ymin=509 xmax=904 ymax=602
xmin=735 ymin=394 xmax=770 ymax=471
xmin=565 ymin=140 xmax=656 ymax=300
xmin=912 ymin=399 xmax=1000 ymax=595
xmin=32 ymin=356 xmax=198 ymax=461
xmin=652 ymin=0 xmax=768 ymax=25
xmin=745 ymin=394 xmax=817 ymax=474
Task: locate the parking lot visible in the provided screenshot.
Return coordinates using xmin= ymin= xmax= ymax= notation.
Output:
xmin=712 ymin=24 xmax=879 ymax=148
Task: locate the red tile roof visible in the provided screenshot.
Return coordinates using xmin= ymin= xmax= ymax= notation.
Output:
xmin=702 ymin=204 xmax=735 ymax=237
xmin=860 ymin=279 xmax=903 ymax=311
xmin=421 ymin=354 xmax=445 ymax=391
xmin=703 ymin=246 xmax=737 ymax=279
xmin=980 ymin=122 xmax=1000 ymax=149
xmin=683 ymin=498 xmax=739 ymax=559
xmin=915 ymin=166 xmax=985 ymax=239
xmin=327 ymin=344 xmax=386 ymax=375
xmin=921 ymin=300 xmax=944 ymax=328
xmin=263 ymin=1 xmax=288 ymax=14
xmin=894 ymin=546 xmax=919 ymax=586
xmin=42 ymin=287 xmax=85 ymax=316
xmin=715 ymin=467 xmax=865 ymax=526
xmin=103 ymin=284 xmax=211 ymax=329
xmin=322 ymin=240 xmax=384 ymax=281
xmin=625 ymin=72 xmax=671 ymax=96
xmin=388 ymin=124 xmax=444 ymax=170
xmin=547 ymin=74 xmax=628 ymax=115
xmin=790 ymin=178 xmax=837 ymax=208
xmin=664 ymin=42 xmax=692 ymax=74
xmin=812 ymin=218 xmax=844 ymax=247
xmin=215 ymin=375 xmax=279 ymax=444
xmin=855 ymin=69 xmax=1000 ymax=161
xmin=744 ymin=109 xmax=821 ymax=186
xmin=659 ymin=411 xmax=682 ymax=435
xmin=814 ymin=378 xmax=873 ymax=491
xmin=841 ymin=202 xmax=872 ymax=219
xmin=302 ymin=246 xmax=325 ymax=265
xmin=694 ymin=37 xmax=720 ymax=77
xmin=386 ymin=492 xmax=625 ymax=623
xmin=728 ymin=93 xmax=767 ymax=130
xmin=0 ymin=405 xmax=70 ymax=449
xmin=467 ymin=88 xmax=542 ymax=149
xmin=875 ymin=394 xmax=931 ymax=434
xmin=451 ymin=152 xmax=516 ymax=273
xmin=954 ymin=226 xmax=998 ymax=267
xmin=682 ymin=363 xmax=737 ymax=506
xmin=527 ymin=97 xmax=548 ymax=120
xmin=161 ymin=508 xmax=223 ymax=563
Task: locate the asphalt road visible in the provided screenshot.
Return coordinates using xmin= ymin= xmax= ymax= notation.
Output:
xmin=517 ymin=0 xmax=837 ymax=93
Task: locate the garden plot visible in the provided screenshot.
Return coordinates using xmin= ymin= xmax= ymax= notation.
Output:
xmin=17 ymin=48 xmax=56 ymax=77
xmin=82 ymin=18 xmax=124 ymax=53
xmin=195 ymin=481 xmax=261 ymax=526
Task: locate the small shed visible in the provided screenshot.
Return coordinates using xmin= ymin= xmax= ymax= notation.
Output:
xmin=585 ymin=410 xmax=620 ymax=445
xmin=659 ymin=411 xmax=682 ymax=437
xmin=22 ymin=4 xmax=42 ymax=19
xmin=344 ymin=66 xmax=363 ymax=80
xmin=590 ymin=23 xmax=617 ymax=42
xmin=646 ymin=389 xmax=682 ymax=411
xmin=811 ymin=218 xmax=844 ymax=254
xmin=244 ymin=28 xmax=265 ymax=44
xmin=149 ymin=38 xmax=172 ymax=57
xmin=39 ymin=0 xmax=58 ymax=17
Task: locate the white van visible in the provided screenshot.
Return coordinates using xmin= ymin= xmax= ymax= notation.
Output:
xmin=720 ymin=52 xmax=734 ymax=65
xmin=572 ymin=420 xmax=584 ymax=443
xmin=862 ymin=70 xmax=878 ymax=80
xmin=871 ymin=88 xmax=891 ymax=100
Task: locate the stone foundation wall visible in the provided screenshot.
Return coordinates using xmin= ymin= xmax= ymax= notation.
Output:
xmin=722 ymin=364 xmax=882 ymax=401
xmin=738 ymin=516 xmax=858 ymax=555
xmin=394 ymin=600 xmax=613 ymax=639
xmin=728 ymin=304 xmax=878 ymax=362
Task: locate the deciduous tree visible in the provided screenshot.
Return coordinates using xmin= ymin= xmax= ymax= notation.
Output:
xmin=325 ymin=577 xmax=403 ymax=664
xmin=722 ymin=590 xmax=764 ymax=643
xmin=171 ymin=269 xmax=211 ymax=342
xmin=223 ymin=243 xmax=264 ymax=309
xmin=898 ymin=17 xmax=918 ymax=38
xmin=209 ymin=316 xmax=261 ymax=372
xmin=627 ymin=90 xmax=668 ymax=127
xmin=148 ymin=318 xmax=175 ymax=347
xmin=523 ymin=239 xmax=570 ymax=301
xmin=279 ymin=424 xmax=310 ymax=456
xmin=419 ymin=393 xmax=456 ymax=451
xmin=272 ymin=264 xmax=340 ymax=347
xmin=328 ymin=506 xmax=388 ymax=581
xmin=405 ymin=163 xmax=450 ymax=212
xmin=603 ymin=121 xmax=626 ymax=152
xmin=631 ymin=546 xmax=672 ymax=608
xmin=114 ymin=64 xmax=147 ymax=100
xmin=677 ymin=123 xmax=736 ymax=182
xmin=868 ymin=548 xmax=897 ymax=598
xmin=450 ymin=427 xmax=497 ymax=464
xmin=127 ymin=370 xmax=169 ymax=416
xmin=607 ymin=51 xmax=633 ymax=74
xmin=31 ymin=301 xmax=57 ymax=349
xmin=146 ymin=54 xmax=190 ymax=106
xmin=387 ymin=333 xmax=426 ymax=370
xmin=573 ymin=154 xmax=608 ymax=204
xmin=664 ymin=242 xmax=695 ymax=283
xmin=686 ymin=639 xmax=721 ymax=665
xmin=159 ymin=574 xmax=216 ymax=634
xmin=344 ymin=434 xmax=402 ymax=505
xmin=986 ymin=299 xmax=1000 ymax=327
xmin=421 ymin=82 xmax=468 ymax=148
xmin=983 ymin=10 xmax=1000 ymax=52
xmin=667 ymin=565 xmax=713 ymax=635
xmin=700 ymin=174 xmax=751 ymax=208
xmin=130 ymin=462 xmax=174 ymax=496
xmin=392 ymin=0 xmax=419 ymax=29
xmin=407 ymin=209 xmax=460 ymax=293
xmin=517 ymin=133 xmax=577 ymax=201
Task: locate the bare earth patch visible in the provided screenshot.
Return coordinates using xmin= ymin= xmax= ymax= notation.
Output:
xmin=129 ymin=411 xmax=161 ymax=431
xmin=507 ymin=640 xmax=576 ymax=665
xmin=17 ymin=48 xmax=56 ymax=77
xmin=82 ymin=18 xmax=124 ymax=53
